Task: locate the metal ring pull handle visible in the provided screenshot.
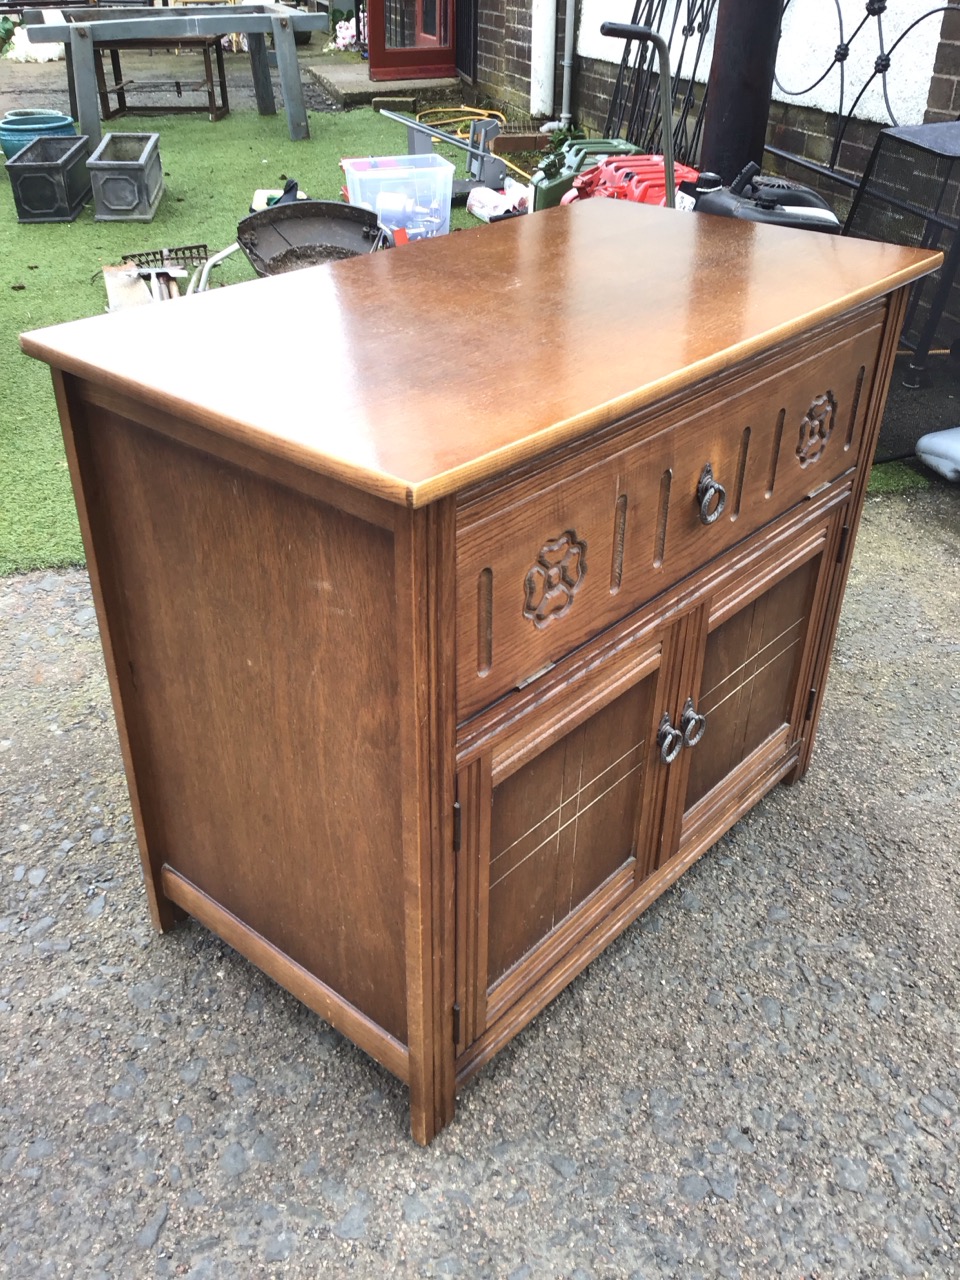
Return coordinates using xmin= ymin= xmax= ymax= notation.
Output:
xmin=697 ymin=463 xmax=727 ymax=525
xmin=657 ymin=712 xmax=684 ymax=764
xmin=680 ymin=697 xmax=707 ymax=748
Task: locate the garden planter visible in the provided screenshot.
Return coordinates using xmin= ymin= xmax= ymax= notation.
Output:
xmin=5 ymin=134 xmax=91 ymax=223
xmin=87 ymin=132 xmax=163 ymax=222
xmin=0 ymin=110 xmax=76 ymax=160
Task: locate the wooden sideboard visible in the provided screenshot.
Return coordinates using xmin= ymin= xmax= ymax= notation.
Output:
xmin=22 ymin=202 xmax=940 ymax=1144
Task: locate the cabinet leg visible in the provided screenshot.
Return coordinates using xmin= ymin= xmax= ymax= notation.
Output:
xmin=145 ymin=867 xmax=186 ymax=934
xmin=409 ymin=1063 xmax=456 ymax=1146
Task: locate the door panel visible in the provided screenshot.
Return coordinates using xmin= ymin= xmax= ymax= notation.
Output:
xmin=487 ymin=676 xmax=653 ymax=985
xmin=673 ymin=504 xmax=848 ymax=866
xmin=684 ymin=556 xmax=819 ymax=807
xmin=455 ymin=623 xmax=673 ymax=1050
xmin=368 ymin=0 xmax=456 ymax=78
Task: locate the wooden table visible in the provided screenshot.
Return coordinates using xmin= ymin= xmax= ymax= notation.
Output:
xmin=23 ymin=4 xmax=326 ymax=143
xmin=21 ymin=202 xmax=940 ymax=1144
xmin=91 ymin=36 xmax=230 ymax=124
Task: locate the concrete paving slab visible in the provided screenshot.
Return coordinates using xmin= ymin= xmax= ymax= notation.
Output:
xmin=306 ymin=56 xmax=459 ymax=107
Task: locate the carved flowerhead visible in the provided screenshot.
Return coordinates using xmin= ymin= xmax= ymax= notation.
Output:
xmin=523 ymin=531 xmax=587 ymax=628
xmin=797 ymin=391 xmax=837 ymax=466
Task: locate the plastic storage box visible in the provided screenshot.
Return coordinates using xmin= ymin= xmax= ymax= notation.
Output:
xmin=342 ymin=154 xmax=454 ymax=240
xmin=6 ymin=134 xmax=91 ymax=223
xmin=87 ymin=132 xmax=163 ymax=222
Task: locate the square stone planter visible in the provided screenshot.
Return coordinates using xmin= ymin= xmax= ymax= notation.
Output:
xmin=87 ymin=132 xmax=163 ymax=222
xmin=6 ymin=135 xmax=91 ymax=223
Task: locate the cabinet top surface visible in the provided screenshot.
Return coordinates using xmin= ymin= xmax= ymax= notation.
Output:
xmin=22 ymin=201 xmax=939 ymax=506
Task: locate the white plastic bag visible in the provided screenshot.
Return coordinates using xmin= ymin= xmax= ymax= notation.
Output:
xmin=466 ymin=178 xmax=533 ymax=223
xmin=466 ymin=188 xmax=511 ymax=222
xmin=4 ymin=26 xmax=64 ymax=63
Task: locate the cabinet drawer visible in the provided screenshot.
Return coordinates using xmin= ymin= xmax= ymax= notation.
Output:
xmin=456 ymin=305 xmax=885 ymax=719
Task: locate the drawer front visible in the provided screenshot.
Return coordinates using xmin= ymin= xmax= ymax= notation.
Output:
xmin=456 ymin=306 xmax=885 ymax=719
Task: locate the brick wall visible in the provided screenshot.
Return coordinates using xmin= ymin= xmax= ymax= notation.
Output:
xmin=572 ymin=52 xmax=617 ymax=133
xmin=764 ymin=104 xmax=882 ymax=224
xmin=474 ymin=0 xmax=536 ymax=116
xmin=925 ymin=0 xmax=960 ymax=123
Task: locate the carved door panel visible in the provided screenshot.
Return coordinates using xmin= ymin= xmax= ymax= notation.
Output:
xmin=662 ymin=502 xmax=849 ymax=866
xmin=455 ymin=623 xmax=676 ymax=1054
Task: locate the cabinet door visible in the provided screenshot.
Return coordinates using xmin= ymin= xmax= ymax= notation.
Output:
xmin=455 ymin=624 xmax=676 ymax=1054
xmin=455 ymin=500 xmax=849 ymax=1070
xmin=664 ymin=503 xmax=848 ymax=867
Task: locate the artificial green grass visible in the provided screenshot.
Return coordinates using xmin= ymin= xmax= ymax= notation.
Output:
xmin=0 ymin=106 xmax=473 ymax=573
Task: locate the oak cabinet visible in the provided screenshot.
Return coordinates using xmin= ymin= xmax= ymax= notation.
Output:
xmin=22 ymin=202 xmax=939 ymax=1143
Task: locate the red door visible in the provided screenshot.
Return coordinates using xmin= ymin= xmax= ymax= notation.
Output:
xmin=367 ymin=0 xmax=456 ymax=80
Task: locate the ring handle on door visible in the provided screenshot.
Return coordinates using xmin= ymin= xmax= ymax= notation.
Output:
xmin=680 ymin=697 xmax=707 ymax=747
xmin=657 ymin=711 xmax=684 ymax=764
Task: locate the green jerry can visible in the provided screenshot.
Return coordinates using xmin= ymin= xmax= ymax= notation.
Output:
xmin=531 ymin=138 xmax=645 ymax=211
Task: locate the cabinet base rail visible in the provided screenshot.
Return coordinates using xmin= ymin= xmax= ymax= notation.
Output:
xmin=160 ymin=865 xmax=411 ymax=1083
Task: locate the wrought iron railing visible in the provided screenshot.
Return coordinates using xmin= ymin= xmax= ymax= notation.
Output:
xmin=603 ymin=1 xmax=954 ymax=190
xmin=602 ymin=0 xmax=718 ymax=165
xmin=768 ymin=3 xmax=960 ymax=432
xmin=767 ymin=0 xmax=954 ymax=190
xmin=600 ymin=0 xmax=960 ymax=432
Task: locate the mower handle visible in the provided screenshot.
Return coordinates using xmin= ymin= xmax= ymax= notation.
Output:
xmin=600 ymin=21 xmax=676 ymax=207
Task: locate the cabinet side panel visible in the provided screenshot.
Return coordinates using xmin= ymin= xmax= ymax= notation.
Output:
xmin=81 ymin=407 xmax=408 ymax=1045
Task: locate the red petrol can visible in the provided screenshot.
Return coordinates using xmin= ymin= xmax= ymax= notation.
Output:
xmin=562 ymin=154 xmax=699 ymax=206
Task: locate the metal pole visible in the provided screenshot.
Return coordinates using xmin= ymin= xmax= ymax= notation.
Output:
xmin=699 ymin=0 xmax=782 ymax=183
xmin=599 ymin=23 xmax=676 ymax=207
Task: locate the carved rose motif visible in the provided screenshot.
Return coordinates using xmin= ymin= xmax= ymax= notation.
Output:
xmin=797 ymin=391 xmax=837 ymax=466
xmin=523 ymin=531 xmax=587 ymax=628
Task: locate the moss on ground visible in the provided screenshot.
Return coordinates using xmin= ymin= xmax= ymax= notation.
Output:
xmin=866 ymin=460 xmax=933 ymax=496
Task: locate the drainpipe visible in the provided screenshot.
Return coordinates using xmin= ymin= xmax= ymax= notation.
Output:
xmin=559 ymin=0 xmax=576 ymax=126
xmin=530 ymin=0 xmax=558 ymax=118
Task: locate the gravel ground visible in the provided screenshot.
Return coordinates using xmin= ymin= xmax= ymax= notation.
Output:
xmin=0 ymin=45 xmax=338 ymax=120
xmin=1 ymin=482 xmax=959 ymax=1279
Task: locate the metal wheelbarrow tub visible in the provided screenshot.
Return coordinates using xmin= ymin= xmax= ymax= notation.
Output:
xmin=237 ymin=199 xmax=392 ymax=276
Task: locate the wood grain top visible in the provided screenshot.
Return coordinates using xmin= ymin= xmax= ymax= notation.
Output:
xmin=21 ymin=201 xmax=940 ymax=506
